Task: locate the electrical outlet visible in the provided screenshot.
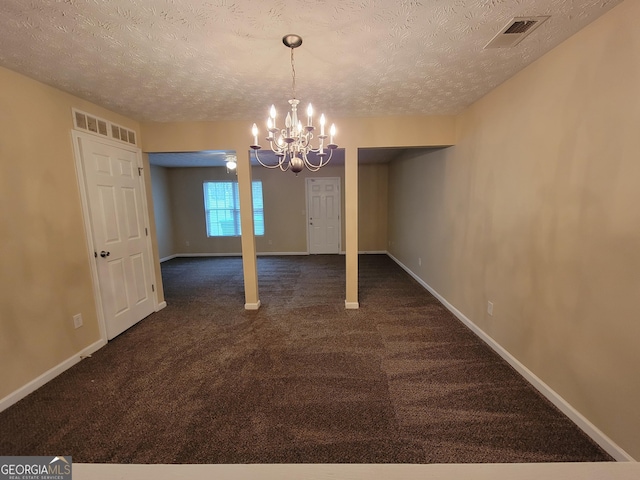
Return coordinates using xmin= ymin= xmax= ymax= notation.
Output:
xmin=487 ymin=301 xmax=494 ymax=316
xmin=73 ymin=314 xmax=83 ymax=329
xmin=418 ymin=257 xmax=422 ymax=266
xmin=185 ymin=240 xmax=190 ymax=247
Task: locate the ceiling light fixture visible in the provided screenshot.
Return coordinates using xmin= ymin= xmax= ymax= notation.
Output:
xmin=225 ymin=155 xmax=237 ymax=172
xmin=250 ymin=34 xmax=337 ymax=175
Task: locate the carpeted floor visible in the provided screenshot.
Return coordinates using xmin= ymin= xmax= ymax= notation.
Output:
xmin=0 ymin=254 xmax=613 ymax=463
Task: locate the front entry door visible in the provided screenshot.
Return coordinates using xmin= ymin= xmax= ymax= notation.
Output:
xmin=306 ymin=177 xmax=341 ymax=254
xmin=76 ymin=133 xmax=155 ymax=340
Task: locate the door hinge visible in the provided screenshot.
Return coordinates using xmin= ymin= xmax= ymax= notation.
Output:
xmin=138 ymin=167 xmax=143 ymax=176
xmin=151 ymin=284 xmax=155 ymax=292
xmin=145 ymin=227 xmax=148 ymax=236
xmin=94 ymin=251 xmax=97 ymax=258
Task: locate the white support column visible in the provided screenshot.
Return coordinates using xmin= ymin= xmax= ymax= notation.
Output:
xmin=236 ymin=148 xmax=260 ymax=310
xmin=345 ymin=146 xmax=359 ymax=309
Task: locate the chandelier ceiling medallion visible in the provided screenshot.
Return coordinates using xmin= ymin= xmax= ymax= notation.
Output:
xmin=251 ymin=34 xmax=338 ymax=175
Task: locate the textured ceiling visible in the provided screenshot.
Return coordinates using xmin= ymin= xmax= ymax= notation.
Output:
xmin=0 ymin=0 xmax=622 ymax=123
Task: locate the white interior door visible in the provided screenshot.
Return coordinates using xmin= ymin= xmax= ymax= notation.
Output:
xmin=76 ymin=134 xmax=155 ymax=340
xmin=307 ymin=177 xmax=341 ymax=254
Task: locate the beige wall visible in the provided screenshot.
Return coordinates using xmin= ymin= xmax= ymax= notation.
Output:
xmin=0 ymin=66 xmax=160 ymax=400
xmin=140 ymin=117 xmax=456 ymax=153
xmin=167 ymin=166 xmax=287 ymax=254
xmin=388 ymin=0 xmax=639 ymax=459
xmin=150 ymin=165 xmax=175 ymax=260
xmin=155 ymin=162 xmax=388 ymax=257
xmin=358 ymin=163 xmax=388 ymax=252
xmin=168 ymin=167 xmax=240 ymax=254
xmin=252 ymin=165 xmax=346 ymax=254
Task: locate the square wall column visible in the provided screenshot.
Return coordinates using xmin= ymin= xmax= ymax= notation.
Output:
xmin=236 ymin=148 xmax=260 ymax=310
xmin=345 ymin=146 xmax=359 ymax=309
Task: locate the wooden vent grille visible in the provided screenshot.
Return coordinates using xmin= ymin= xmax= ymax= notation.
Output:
xmin=72 ymin=109 xmax=137 ymax=146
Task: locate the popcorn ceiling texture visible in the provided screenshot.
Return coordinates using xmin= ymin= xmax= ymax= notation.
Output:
xmin=0 ymin=0 xmax=622 ymax=122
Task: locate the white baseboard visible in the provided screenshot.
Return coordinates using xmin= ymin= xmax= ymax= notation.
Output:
xmin=345 ymin=301 xmax=360 ymax=309
xmin=258 ymin=252 xmax=308 ymax=256
xmin=244 ymin=300 xmax=261 ymax=310
xmin=155 ymin=301 xmax=167 ymax=312
xmin=164 ymin=251 xmax=392 ymax=260
xmin=0 ymin=339 xmax=106 ymax=413
xmin=173 ymin=252 xmax=242 ymax=258
xmin=387 ymin=252 xmax=635 ymax=462
xmin=162 ymin=252 xmax=312 ymax=260
xmin=164 ymin=251 xmax=392 ymax=259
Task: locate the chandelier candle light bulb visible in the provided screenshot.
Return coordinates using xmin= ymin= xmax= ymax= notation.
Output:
xmin=251 ymin=123 xmax=259 ymax=146
xmin=250 ymin=34 xmax=338 ymax=175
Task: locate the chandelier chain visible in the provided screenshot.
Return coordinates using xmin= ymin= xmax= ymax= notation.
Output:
xmin=290 ymin=47 xmax=296 ymax=99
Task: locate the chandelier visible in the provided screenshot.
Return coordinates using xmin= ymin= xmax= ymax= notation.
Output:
xmin=250 ymin=34 xmax=337 ymax=175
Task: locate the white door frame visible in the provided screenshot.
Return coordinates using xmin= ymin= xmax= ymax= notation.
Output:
xmin=305 ymin=177 xmax=342 ymax=254
xmin=71 ymin=130 xmax=161 ymax=342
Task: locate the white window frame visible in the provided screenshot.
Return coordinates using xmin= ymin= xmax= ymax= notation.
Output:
xmin=203 ymin=181 xmax=264 ymax=237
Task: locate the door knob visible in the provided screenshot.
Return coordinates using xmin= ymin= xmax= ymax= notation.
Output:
xmin=100 ymin=251 xmax=110 ymax=258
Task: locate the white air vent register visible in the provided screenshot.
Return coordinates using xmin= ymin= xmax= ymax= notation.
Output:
xmin=485 ymin=16 xmax=550 ymax=49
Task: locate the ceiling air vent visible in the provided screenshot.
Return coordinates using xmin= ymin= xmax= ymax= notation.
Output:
xmin=484 ymin=16 xmax=550 ymax=49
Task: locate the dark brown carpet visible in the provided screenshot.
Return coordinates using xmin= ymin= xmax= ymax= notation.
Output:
xmin=0 ymin=254 xmax=612 ymax=463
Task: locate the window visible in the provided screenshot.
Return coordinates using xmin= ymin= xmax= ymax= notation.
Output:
xmin=203 ymin=181 xmax=264 ymax=237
